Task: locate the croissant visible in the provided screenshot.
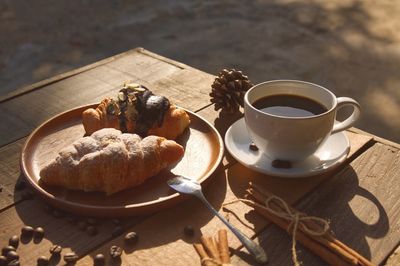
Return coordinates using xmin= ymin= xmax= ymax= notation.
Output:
xmin=82 ymin=83 xmax=190 ymax=139
xmin=40 ymin=128 xmax=184 ymax=195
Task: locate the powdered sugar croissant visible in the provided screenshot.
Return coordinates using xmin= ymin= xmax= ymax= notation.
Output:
xmin=40 ymin=128 xmax=184 ymax=195
xmin=82 ymin=83 xmax=190 ymax=139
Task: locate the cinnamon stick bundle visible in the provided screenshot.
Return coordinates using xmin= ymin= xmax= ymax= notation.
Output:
xmin=193 ymin=229 xmax=231 ymax=266
xmin=246 ymin=182 xmax=375 ymax=266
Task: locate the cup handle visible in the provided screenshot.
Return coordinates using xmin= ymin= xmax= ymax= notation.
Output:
xmin=331 ymin=97 xmax=361 ymax=134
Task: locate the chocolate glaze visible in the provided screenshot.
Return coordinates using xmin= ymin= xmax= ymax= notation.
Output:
xmin=113 ymin=85 xmax=170 ymax=136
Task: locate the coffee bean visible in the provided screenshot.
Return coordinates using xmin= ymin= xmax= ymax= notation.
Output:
xmin=52 ymin=209 xmax=64 ymax=218
xmin=0 ymin=255 xmax=6 ymax=266
xmin=124 ymin=232 xmax=138 ymax=246
xmin=63 ymin=252 xmax=78 ymax=263
xmin=183 ymin=225 xmax=195 ymax=236
xmin=93 ymin=253 xmax=105 ymax=266
xmin=86 ymin=226 xmax=98 ymax=236
xmin=21 ymin=225 xmax=34 ymax=238
xmin=111 ymin=226 xmax=124 ymax=237
xmin=8 ymin=236 xmax=19 ymax=249
xmin=37 ymin=256 xmax=49 ymax=266
xmin=1 ymin=246 xmax=15 ymax=256
xmin=0 ymin=256 xmax=6 ymax=266
xmin=6 ymin=251 xmax=19 ymax=261
xmin=77 ymin=220 xmax=87 ymax=231
xmin=7 ymin=259 xmax=19 ymax=266
xmin=34 ymin=227 xmax=45 ymax=239
xmin=249 ymin=142 xmax=259 ymax=151
xmin=49 ymin=245 xmax=62 ymax=255
xmin=109 ymin=245 xmax=122 ymax=259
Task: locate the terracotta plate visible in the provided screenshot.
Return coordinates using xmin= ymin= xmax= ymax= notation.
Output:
xmin=21 ymin=104 xmax=224 ymax=217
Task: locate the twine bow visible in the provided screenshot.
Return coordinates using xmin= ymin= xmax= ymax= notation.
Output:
xmin=223 ymin=196 xmax=330 ymax=266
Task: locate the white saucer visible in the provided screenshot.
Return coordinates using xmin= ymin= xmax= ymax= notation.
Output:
xmin=225 ymin=118 xmax=350 ymax=178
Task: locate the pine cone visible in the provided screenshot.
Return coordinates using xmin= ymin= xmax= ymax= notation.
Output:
xmin=209 ymin=68 xmax=254 ymax=113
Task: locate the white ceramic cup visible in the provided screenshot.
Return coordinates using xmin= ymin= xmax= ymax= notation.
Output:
xmin=244 ymin=80 xmax=361 ymax=161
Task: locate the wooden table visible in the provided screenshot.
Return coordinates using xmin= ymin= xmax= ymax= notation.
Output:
xmin=1 ymin=47 xmax=399 ymax=265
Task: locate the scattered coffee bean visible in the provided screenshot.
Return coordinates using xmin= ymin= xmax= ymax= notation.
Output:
xmin=77 ymin=220 xmax=87 ymax=231
xmin=93 ymin=253 xmax=105 ymax=266
xmin=86 ymin=225 xmax=98 ymax=236
xmin=21 ymin=225 xmax=34 ymax=238
xmin=6 ymin=250 xmax=19 ymax=261
xmin=183 ymin=225 xmax=195 ymax=236
xmin=124 ymin=232 xmax=138 ymax=245
xmin=34 ymin=227 xmax=45 ymax=239
xmin=7 ymin=259 xmax=19 ymax=266
xmin=63 ymin=252 xmax=78 ymax=263
xmin=37 ymin=256 xmax=49 ymax=266
xmin=0 ymin=255 xmax=6 ymax=266
xmin=111 ymin=226 xmax=124 ymax=237
xmin=15 ymin=180 xmax=26 ymax=191
xmin=2 ymin=246 xmax=15 ymax=256
xmin=49 ymin=245 xmax=62 ymax=255
xmin=249 ymin=142 xmax=259 ymax=151
xmin=52 ymin=209 xmax=64 ymax=218
xmin=0 ymin=256 xmax=6 ymax=266
xmin=109 ymin=245 xmax=122 ymax=259
xmin=86 ymin=218 xmax=98 ymax=225
xmin=8 ymin=235 xmax=19 ymax=249
xmin=271 ymin=159 xmax=292 ymax=169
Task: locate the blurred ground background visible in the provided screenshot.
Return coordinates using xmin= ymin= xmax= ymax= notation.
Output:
xmin=0 ymin=0 xmax=399 ymax=142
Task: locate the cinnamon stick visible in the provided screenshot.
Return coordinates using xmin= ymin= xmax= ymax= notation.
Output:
xmin=217 ymin=229 xmax=231 ymax=264
xmin=194 ymin=243 xmax=218 ymax=266
xmin=248 ymin=183 xmax=374 ymax=266
xmin=201 ymin=236 xmax=221 ymax=264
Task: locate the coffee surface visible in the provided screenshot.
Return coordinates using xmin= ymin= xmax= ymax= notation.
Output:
xmin=252 ymin=94 xmax=327 ymax=117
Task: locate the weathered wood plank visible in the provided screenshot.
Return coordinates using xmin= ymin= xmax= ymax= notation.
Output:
xmin=232 ymin=142 xmax=400 ymax=265
xmin=0 ymin=49 xmax=215 ymax=147
xmin=0 ymin=198 xmax=145 ymax=265
xmin=76 ymin=129 xmax=373 ymax=265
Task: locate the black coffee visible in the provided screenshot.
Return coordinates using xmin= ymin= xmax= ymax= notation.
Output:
xmin=252 ymin=94 xmax=327 ymax=117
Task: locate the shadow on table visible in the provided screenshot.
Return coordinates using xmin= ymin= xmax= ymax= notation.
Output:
xmin=226 ymin=164 xmax=389 ymax=264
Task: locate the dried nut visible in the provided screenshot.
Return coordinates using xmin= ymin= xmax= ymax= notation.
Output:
xmin=49 ymin=245 xmax=62 ymax=255
xmin=124 ymin=232 xmax=138 ymax=245
xmin=2 ymin=246 xmax=16 ymax=256
xmin=93 ymin=253 xmax=105 ymax=266
xmin=183 ymin=225 xmax=195 ymax=236
xmin=37 ymin=256 xmax=49 ymax=266
xmin=109 ymin=246 xmax=122 ymax=259
xmin=8 ymin=235 xmax=19 ymax=249
xmin=63 ymin=252 xmax=79 ymax=263
xmin=34 ymin=227 xmax=45 ymax=239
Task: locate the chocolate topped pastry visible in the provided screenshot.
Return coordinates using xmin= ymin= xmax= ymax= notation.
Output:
xmin=82 ymin=82 xmax=190 ymax=139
